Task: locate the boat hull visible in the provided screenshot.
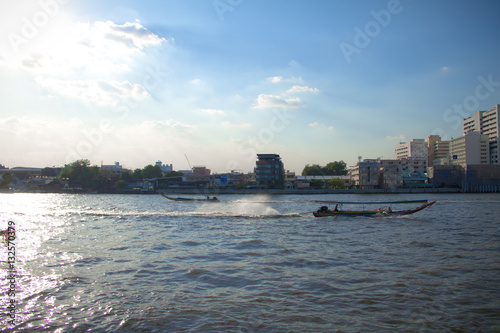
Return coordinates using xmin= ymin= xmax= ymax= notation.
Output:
xmin=161 ymin=193 xmax=220 ymax=202
xmin=313 ymin=201 xmax=435 ymax=217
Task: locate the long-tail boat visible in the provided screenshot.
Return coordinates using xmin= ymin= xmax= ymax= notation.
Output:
xmin=313 ymin=200 xmax=435 ymax=217
xmin=161 ymin=193 xmax=220 ymax=202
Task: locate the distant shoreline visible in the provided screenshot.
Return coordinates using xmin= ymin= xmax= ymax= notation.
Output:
xmin=4 ymin=188 xmax=495 ymax=195
xmin=158 ymin=188 xmax=464 ymax=195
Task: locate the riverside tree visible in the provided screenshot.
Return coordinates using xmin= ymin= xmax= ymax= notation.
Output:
xmin=302 ymin=161 xmax=347 ymax=176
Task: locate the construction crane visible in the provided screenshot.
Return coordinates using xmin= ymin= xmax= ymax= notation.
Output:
xmin=184 ymin=154 xmax=192 ymax=170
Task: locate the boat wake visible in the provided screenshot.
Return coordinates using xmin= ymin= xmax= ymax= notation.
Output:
xmin=53 ymin=206 xmax=305 ymax=219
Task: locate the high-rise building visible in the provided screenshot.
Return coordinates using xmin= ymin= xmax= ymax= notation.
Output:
xmin=463 ymin=104 xmax=500 ymax=164
xmin=395 ymin=139 xmax=428 ymax=160
xmin=255 ymin=154 xmax=285 ymax=188
xmin=463 ymin=104 xmax=500 ymax=140
xmin=426 ymin=135 xmax=450 ymax=167
xmin=450 ymin=131 xmax=490 ymax=167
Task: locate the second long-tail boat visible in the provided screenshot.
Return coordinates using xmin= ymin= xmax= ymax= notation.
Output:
xmin=161 ymin=193 xmax=220 ymax=202
xmin=313 ymin=200 xmax=435 ymax=217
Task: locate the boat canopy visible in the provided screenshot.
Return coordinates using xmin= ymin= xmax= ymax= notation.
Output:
xmin=313 ymin=200 xmax=429 ymax=205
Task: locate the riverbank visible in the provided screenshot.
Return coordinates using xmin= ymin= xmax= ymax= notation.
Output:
xmin=2 ymin=187 xmax=477 ymax=195
xmin=160 ymin=188 xmax=464 ymax=195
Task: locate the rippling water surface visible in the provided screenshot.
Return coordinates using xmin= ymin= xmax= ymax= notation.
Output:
xmin=1 ymin=193 xmax=499 ymax=332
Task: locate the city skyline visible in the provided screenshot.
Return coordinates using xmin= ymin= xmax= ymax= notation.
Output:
xmin=1 ymin=1 xmax=500 ymax=173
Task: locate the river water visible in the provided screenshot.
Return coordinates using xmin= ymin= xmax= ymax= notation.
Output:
xmin=0 ymin=193 xmax=499 ymax=332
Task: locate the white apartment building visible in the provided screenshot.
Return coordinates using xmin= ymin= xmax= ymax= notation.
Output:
xmin=155 ymin=161 xmax=173 ymax=173
xmin=101 ymin=162 xmax=123 ymax=174
xmin=463 ymin=104 xmax=500 ymax=140
xmin=395 ymin=139 xmax=428 ymax=160
xmin=463 ymin=104 xmax=500 ymax=164
xmin=450 ymin=131 xmax=490 ymax=167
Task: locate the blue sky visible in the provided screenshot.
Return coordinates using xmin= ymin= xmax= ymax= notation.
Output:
xmin=1 ymin=0 xmax=500 ymax=173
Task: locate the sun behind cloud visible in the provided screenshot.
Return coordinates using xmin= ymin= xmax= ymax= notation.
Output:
xmin=7 ymin=19 xmax=167 ymax=106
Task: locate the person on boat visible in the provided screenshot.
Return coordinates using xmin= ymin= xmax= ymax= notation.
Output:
xmin=318 ymin=206 xmax=328 ymax=213
xmin=334 ymin=204 xmax=339 ymax=212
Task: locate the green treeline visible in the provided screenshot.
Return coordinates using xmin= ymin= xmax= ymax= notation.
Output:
xmin=59 ymin=159 xmax=183 ymax=191
xmin=301 ymin=161 xmax=347 ymax=176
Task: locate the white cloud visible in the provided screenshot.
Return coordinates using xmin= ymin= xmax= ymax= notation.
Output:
xmin=255 ymin=94 xmax=303 ymax=109
xmin=35 ymin=77 xmax=149 ymax=106
xmin=190 ymin=78 xmax=204 ymax=85
xmin=139 ymin=119 xmax=197 ymax=132
xmin=8 ymin=20 xmax=167 ymax=76
xmin=266 ymin=76 xmax=304 ymax=84
xmin=309 ymin=122 xmax=335 ymax=132
xmin=0 ymin=116 xmax=87 ymax=166
xmin=386 ymin=134 xmax=406 ymax=141
xmin=3 ymin=19 xmax=167 ymax=106
xmin=267 ymin=76 xmax=283 ymax=83
xmin=202 ymin=108 xmax=225 ymax=115
xmin=220 ymin=121 xmax=251 ymax=128
xmin=98 ymin=20 xmax=166 ymax=50
xmin=287 ymin=85 xmax=319 ymax=94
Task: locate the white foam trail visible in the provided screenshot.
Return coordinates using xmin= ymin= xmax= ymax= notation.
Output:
xmin=197 ymin=195 xmax=280 ymax=217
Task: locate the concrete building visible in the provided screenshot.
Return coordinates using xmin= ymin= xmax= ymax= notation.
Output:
xmin=427 ymin=165 xmax=463 ymax=188
xmin=426 ymin=135 xmax=450 ymax=167
xmin=284 ymin=171 xmax=297 ymax=189
xmin=0 ymin=167 xmax=42 ymax=179
xmin=213 ymin=170 xmax=247 ymax=188
xmin=192 ymin=166 xmax=211 ymax=175
xmin=450 ymin=131 xmax=490 ymax=167
xmin=155 ymin=161 xmax=173 ymax=173
xmin=490 ymin=138 xmax=499 ymax=165
xmin=101 ymin=162 xmax=123 ymax=174
xmin=461 ymin=164 xmax=500 ymax=192
xmin=255 ymin=154 xmax=285 ymax=188
xmin=399 ymin=158 xmax=427 ymax=173
xmin=377 ymin=159 xmax=403 ymax=189
xmin=463 ymin=104 xmax=500 ymax=164
xmin=395 ymin=139 xmax=428 ymax=160
xmin=463 ymin=104 xmax=500 ymax=139
xmin=376 ymin=158 xmax=427 ymax=188
xmin=186 ymin=166 xmax=211 ymax=182
xmin=349 ymin=160 xmax=379 ymax=188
